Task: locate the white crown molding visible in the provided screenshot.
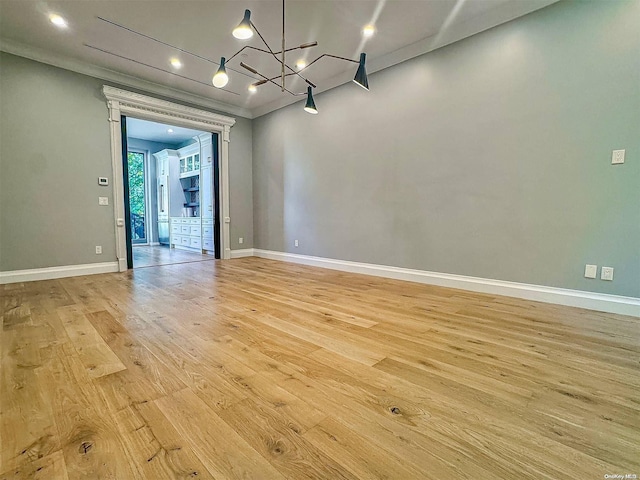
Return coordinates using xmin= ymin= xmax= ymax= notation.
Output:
xmin=0 ymin=38 xmax=252 ymax=119
xmin=0 ymin=262 xmax=119 ymax=284
xmin=252 ymin=249 xmax=640 ymax=318
xmin=103 ymin=86 xmax=236 ymax=130
xmin=251 ymin=0 xmax=559 ymax=118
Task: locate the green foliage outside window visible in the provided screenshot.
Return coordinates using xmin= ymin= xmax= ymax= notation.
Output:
xmin=128 ymin=152 xmax=146 ymax=241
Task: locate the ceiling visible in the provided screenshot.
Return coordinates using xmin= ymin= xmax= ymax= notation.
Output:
xmin=0 ymin=0 xmax=558 ymax=118
xmin=126 ymin=118 xmax=205 ymax=145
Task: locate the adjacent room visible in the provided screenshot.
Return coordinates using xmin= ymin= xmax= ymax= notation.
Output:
xmin=0 ymin=0 xmax=638 ymax=479
xmin=124 ymin=118 xmax=219 ymax=268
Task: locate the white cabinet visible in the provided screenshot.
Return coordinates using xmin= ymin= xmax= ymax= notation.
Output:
xmin=166 ymin=133 xmax=215 ymax=256
xmin=170 ymin=217 xmax=205 ymax=252
xmin=202 ymin=218 xmax=214 ymax=253
xmin=178 ymin=142 xmax=201 ymax=178
xmin=201 ymin=165 xmax=213 ymax=219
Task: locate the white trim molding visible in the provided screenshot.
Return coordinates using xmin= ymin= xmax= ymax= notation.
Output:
xmin=230 ymin=249 xmax=255 ymax=259
xmin=0 ymin=262 xmax=119 ymax=285
xmin=253 ymin=249 xmax=640 ymax=317
xmin=103 ymin=86 xmax=236 ymax=270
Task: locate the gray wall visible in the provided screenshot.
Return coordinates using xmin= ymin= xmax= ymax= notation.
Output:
xmin=127 ymin=137 xmax=181 ymax=244
xmin=253 ymin=0 xmax=640 ymax=298
xmin=0 ymin=52 xmax=253 ymax=271
xmin=229 ymin=116 xmax=253 ymax=249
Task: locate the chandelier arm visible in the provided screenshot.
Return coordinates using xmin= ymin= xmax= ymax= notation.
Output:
xmin=226 ymin=45 xmax=272 ymax=64
xmin=250 ymin=21 xmax=279 ymax=58
xmin=241 ymin=62 xmax=298 ymax=95
xmin=272 ymin=42 xmax=318 ymax=55
xmin=295 ymin=53 xmax=359 ymax=76
xmin=263 ymin=71 xmax=317 ymax=89
xmin=322 ymin=54 xmax=360 ymax=63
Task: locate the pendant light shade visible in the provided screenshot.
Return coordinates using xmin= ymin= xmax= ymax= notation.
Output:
xmin=233 ymin=9 xmax=253 ymax=39
xmin=353 ymin=52 xmax=369 ymax=90
xmin=212 ymin=57 xmax=229 ymax=88
xmin=304 ymin=86 xmax=318 ymax=114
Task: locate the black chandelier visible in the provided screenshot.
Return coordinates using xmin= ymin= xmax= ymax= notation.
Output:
xmin=211 ymin=0 xmax=370 ymax=114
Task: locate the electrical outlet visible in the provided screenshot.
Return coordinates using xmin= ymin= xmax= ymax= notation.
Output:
xmin=611 ymin=149 xmax=625 ymax=165
xmin=95 ymin=246 xmax=102 ymax=254
xmin=601 ymin=266 xmax=614 ymax=281
xmin=584 ymin=264 xmax=597 ymax=279
xmin=294 ymin=239 xmax=299 ymax=247
xmin=99 ymin=196 xmax=109 ymax=206
xmin=239 ymin=237 xmax=244 ymax=244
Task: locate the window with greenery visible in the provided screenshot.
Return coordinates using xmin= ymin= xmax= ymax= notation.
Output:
xmin=128 ymin=151 xmax=146 ymax=243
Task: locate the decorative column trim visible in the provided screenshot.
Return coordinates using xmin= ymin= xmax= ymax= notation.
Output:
xmin=221 ymin=125 xmax=232 ymax=260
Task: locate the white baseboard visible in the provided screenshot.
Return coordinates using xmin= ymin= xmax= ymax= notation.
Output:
xmin=230 ymin=248 xmax=255 ymax=259
xmin=252 ymin=249 xmax=640 ymax=317
xmin=0 ymin=262 xmax=120 ymax=284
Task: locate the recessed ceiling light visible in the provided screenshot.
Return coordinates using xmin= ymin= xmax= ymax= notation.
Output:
xmin=170 ymin=58 xmax=182 ymax=69
xmin=167 ymin=129 xmax=174 ymax=133
xmin=49 ymin=14 xmax=68 ymax=28
xmin=296 ymin=60 xmax=306 ymax=70
xmin=248 ymin=84 xmax=257 ymax=93
xmin=362 ymin=25 xmax=375 ymax=37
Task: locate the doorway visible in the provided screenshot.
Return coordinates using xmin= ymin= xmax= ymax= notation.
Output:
xmin=103 ymin=86 xmax=235 ymax=272
xmin=121 ymin=116 xmax=221 ymax=269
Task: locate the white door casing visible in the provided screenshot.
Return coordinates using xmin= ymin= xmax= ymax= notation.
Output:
xmin=103 ymin=86 xmax=236 ymax=270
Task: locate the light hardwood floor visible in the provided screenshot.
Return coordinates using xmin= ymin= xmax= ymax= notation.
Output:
xmin=133 ymin=245 xmax=214 ymax=268
xmin=1 ymin=257 xmax=638 ymax=479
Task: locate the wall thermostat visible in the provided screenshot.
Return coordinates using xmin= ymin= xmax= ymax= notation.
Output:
xmin=98 ymin=177 xmax=109 ymax=186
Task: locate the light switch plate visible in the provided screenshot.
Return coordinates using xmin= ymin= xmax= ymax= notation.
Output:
xmin=95 ymin=246 xmax=102 ymax=254
xmin=584 ymin=264 xmax=597 ymax=279
xmin=601 ymin=266 xmax=614 ymax=281
xmin=611 ymin=149 xmax=625 ymax=165
xmin=99 ymin=197 xmax=109 ymax=206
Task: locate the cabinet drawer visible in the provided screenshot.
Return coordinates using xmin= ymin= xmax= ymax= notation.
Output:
xmin=202 ymin=218 xmax=213 ymax=225
xmin=188 ymin=218 xmax=200 ymax=225
xmin=203 ymin=226 xmax=213 ymax=237
xmin=190 ymin=226 xmax=201 ymax=236
xmin=180 ymin=226 xmax=190 ymax=235
xmin=171 ymin=218 xmax=181 ymax=225
xmin=180 ymin=218 xmax=189 ymax=224
xmin=190 ymin=237 xmax=202 ymax=248
xmin=203 ymin=239 xmax=214 ymax=251
xmin=180 ymin=237 xmax=190 ymax=246
xmin=171 ymin=225 xmax=180 ymax=234
xmin=172 ymin=235 xmax=183 ymax=245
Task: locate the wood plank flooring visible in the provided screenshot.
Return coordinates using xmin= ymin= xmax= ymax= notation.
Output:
xmin=133 ymin=245 xmax=213 ymax=268
xmin=1 ymin=257 xmax=638 ymax=479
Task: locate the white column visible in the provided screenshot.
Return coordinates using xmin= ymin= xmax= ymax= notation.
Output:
xmin=106 ymin=100 xmax=128 ymax=271
xmin=221 ymin=124 xmax=232 ymax=260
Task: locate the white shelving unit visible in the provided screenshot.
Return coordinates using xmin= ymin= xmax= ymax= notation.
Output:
xmin=157 ymin=133 xmax=215 ymax=255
